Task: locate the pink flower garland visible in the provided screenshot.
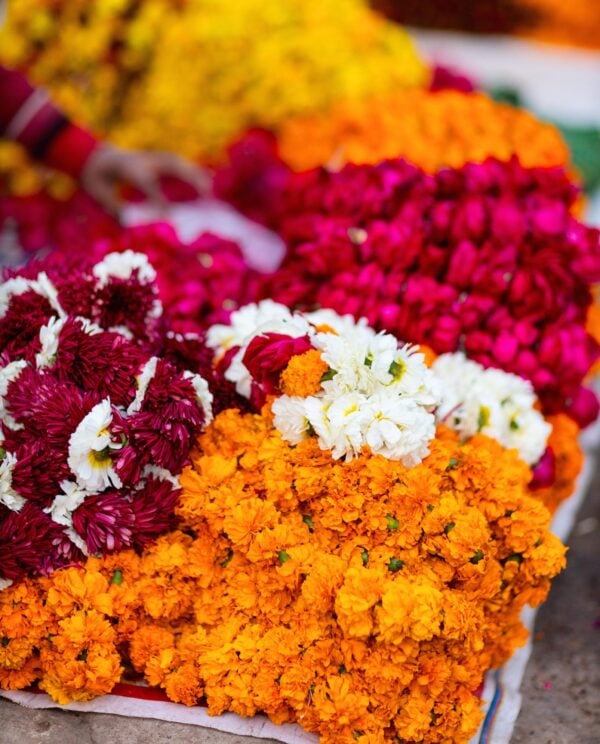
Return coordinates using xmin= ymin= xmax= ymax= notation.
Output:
xmin=216 ymin=135 xmax=600 ymax=426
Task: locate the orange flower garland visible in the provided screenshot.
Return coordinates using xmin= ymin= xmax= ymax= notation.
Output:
xmin=278 ymin=90 xmax=571 ymax=173
xmin=0 ymin=402 xmax=566 ymax=743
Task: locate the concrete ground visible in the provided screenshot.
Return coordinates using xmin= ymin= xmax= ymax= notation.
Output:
xmin=1 ymin=482 xmax=598 ymax=744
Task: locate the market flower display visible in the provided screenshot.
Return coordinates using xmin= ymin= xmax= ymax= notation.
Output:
xmin=278 ymin=90 xmax=571 ymax=174
xmin=0 ymin=308 xmax=567 ymax=741
xmin=216 ymin=147 xmax=600 ymax=427
xmin=0 ymin=251 xmax=214 ymax=587
xmin=0 ymin=350 xmax=567 ymax=740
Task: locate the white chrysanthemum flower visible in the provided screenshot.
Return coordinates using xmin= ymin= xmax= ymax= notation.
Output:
xmin=36 ymin=316 xmax=65 ymax=368
xmin=0 ymin=578 xmax=13 ymax=592
xmin=45 ymin=481 xmax=91 ymax=554
xmin=206 ymin=299 xmax=296 ymax=353
xmin=127 ymin=357 xmax=159 ymax=415
xmin=67 ymin=399 xmax=123 ymax=491
xmin=0 ymin=360 xmax=27 ymax=431
xmin=433 ymin=352 xmax=551 ymax=465
xmin=272 ymin=395 xmax=313 ymax=444
xmin=387 ymin=344 xmax=442 ymax=408
xmin=313 ymin=329 xmax=377 ymax=394
xmin=0 ymin=277 xmax=30 ymax=318
xmin=93 ymin=250 xmax=156 ymax=287
xmin=306 ymin=392 xmax=368 ymax=460
xmin=360 ymin=394 xmax=436 ymax=466
xmin=0 ymin=451 xmax=26 ymax=512
xmin=183 ymin=371 xmax=214 ymax=424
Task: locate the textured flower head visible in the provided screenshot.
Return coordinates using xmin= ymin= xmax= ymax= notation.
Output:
xmin=433 ymin=352 xmax=551 ymax=465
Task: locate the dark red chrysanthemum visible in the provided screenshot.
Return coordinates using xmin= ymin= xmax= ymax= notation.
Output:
xmin=71 ymin=490 xmax=135 ymax=554
xmin=130 ymin=475 xmax=181 ymax=549
xmin=4 ymin=367 xmax=99 ymax=454
xmin=0 ymin=289 xmax=53 ymax=364
xmin=0 ymin=503 xmax=82 ymax=582
xmin=52 ymin=317 xmax=145 ymax=407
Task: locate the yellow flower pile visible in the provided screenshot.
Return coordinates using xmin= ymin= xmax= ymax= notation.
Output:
xmin=0 ymin=405 xmax=566 ymax=742
xmin=0 ymin=0 xmax=427 ymax=193
xmin=278 ymin=90 xmax=571 ymax=173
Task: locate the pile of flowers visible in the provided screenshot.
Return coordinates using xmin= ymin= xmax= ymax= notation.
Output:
xmin=0 ymin=306 xmax=567 ymax=743
xmin=0 ymin=0 xmax=426 ymax=196
xmin=217 ymin=150 xmax=600 ymax=427
xmin=278 ymin=90 xmax=571 ymax=174
xmin=0 ymin=249 xmax=214 ymax=588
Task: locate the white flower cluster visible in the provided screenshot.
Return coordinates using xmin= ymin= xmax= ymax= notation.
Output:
xmin=432 ymin=352 xmax=551 ymax=465
xmin=209 ymin=301 xmax=441 ymax=465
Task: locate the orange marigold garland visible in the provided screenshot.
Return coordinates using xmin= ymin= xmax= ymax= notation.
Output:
xmin=278 ymin=90 xmax=571 ymax=173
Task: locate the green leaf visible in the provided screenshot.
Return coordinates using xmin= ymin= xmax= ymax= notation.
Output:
xmin=220 ymin=549 xmax=234 ymax=568
xmin=444 ymin=522 xmax=456 ymax=534
xmin=111 ymin=570 xmax=123 ymax=585
xmin=302 ymin=514 xmax=315 ymax=531
xmin=278 ymin=550 xmax=291 ymax=564
xmin=360 ymin=548 xmax=369 ymax=566
xmin=320 ymin=368 xmax=337 ymax=382
xmin=446 ymin=458 xmax=460 ymax=471
xmin=387 ymin=557 xmax=405 ymax=573
xmin=386 ymin=514 xmax=399 ymax=531
xmin=469 ymin=550 xmax=484 ymax=565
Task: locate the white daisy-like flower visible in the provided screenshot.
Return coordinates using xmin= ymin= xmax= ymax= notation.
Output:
xmin=433 ymin=352 xmax=551 ymax=465
xmin=183 ymin=371 xmax=214 ymax=424
xmin=67 ymin=399 xmax=123 ymax=491
xmin=93 ymin=250 xmax=156 ymax=288
xmin=127 ymin=357 xmax=159 ymax=415
xmin=45 ymin=481 xmax=91 ymax=554
xmin=0 ymin=360 xmax=27 ymax=431
xmin=36 ymin=316 xmax=65 ymax=368
xmin=0 ymin=578 xmax=13 ymax=592
xmin=0 ymin=451 xmax=26 ymax=512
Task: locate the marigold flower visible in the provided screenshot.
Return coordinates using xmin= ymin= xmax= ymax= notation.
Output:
xmin=279 ymin=90 xmax=571 ymax=174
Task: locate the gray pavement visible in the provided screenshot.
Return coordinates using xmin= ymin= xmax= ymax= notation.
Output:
xmin=1 ymin=479 xmax=599 ymax=744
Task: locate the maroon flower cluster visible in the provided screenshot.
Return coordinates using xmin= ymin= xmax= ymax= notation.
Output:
xmin=94 ymin=223 xmax=263 ymax=334
xmin=217 ymin=140 xmax=600 ymax=426
xmin=0 ymin=250 xmax=214 ymax=586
